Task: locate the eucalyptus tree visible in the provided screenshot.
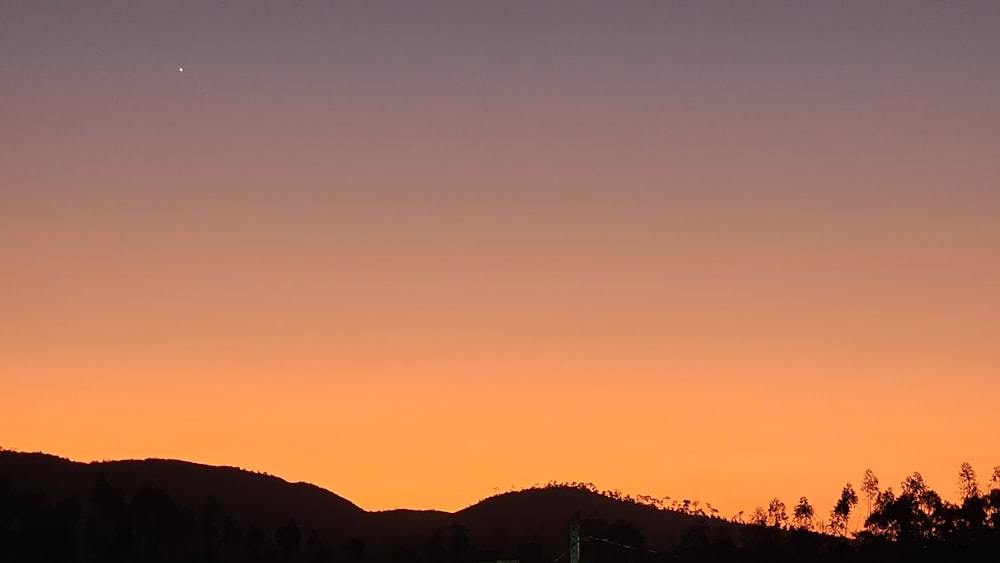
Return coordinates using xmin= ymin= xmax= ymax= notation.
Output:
xmin=830 ymin=483 xmax=858 ymax=536
xmin=958 ymin=461 xmax=980 ymax=501
xmin=767 ymin=498 xmax=788 ymax=529
xmin=792 ymin=496 xmax=815 ymax=530
xmin=862 ymin=469 xmax=879 ymax=519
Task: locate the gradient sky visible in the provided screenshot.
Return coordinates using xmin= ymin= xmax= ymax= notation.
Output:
xmin=3 ymin=1 xmax=999 ymax=521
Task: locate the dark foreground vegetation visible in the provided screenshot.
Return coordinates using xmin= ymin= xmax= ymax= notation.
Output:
xmin=1 ymin=450 xmax=999 ymax=562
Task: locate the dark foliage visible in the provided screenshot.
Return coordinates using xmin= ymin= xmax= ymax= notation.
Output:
xmin=2 ymin=453 xmax=1000 ymax=563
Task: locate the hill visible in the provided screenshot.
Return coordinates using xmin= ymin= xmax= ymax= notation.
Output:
xmin=0 ymin=450 xmax=365 ymax=535
xmin=0 ymin=449 xmax=772 ymax=562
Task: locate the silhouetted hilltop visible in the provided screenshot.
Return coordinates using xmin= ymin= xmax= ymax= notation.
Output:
xmin=456 ymin=485 xmax=702 ymax=552
xmin=28 ymin=450 xmax=991 ymax=562
xmin=0 ymin=451 xmax=365 ymax=536
xmin=0 ymin=449 xmax=751 ymax=561
xmin=359 ymin=487 xmax=704 ymax=561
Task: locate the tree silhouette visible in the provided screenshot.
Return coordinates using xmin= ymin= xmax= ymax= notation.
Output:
xmin=305 ymin=529 xmax=334 ymax=563
xmin=343 ymin=537 xmax=367 ymax=561
xmin=988 ymin=477 xmax=1000 ymax=529
xmin=0 ymin=480 xmax=79 ymax=563
xmin=275 ymin=517 xmax=302 ymax=557
xmin=130 ymin=483 xmax=193 ymax=561
xmin=792 ymin=496 xmax=814 ymax=530
xmin=85 ymin=473 xmax=132 ymax=563
xmin=244 ymin=523 xmax=266 ymax=557
xmin=830 ymin=483 xmax=858 ymax=536
xmin=958 ymin=461 xmax=981 ymax=500
xmin=198 ymin=495 xmax=222 ymax=555
xmin=6 ymin=450 xmax=1000 ymax=562
xmin=766 ymin=498 xmax=788 ymax=529
xmin=954 ymin=462 xmax=988 ymax=543
xmin=861 ymin=469 xmax=879 ymax=519
xmin=866 ymin=472 xmax=947 ymax=545
xmin=221 ymin=516 xmax=242 ymax=559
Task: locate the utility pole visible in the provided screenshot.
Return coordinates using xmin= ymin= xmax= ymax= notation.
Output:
xmin=570 ymin=523 xmax=581 ymax=563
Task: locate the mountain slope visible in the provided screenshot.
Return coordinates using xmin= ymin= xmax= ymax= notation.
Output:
xmin=0 ymin=450 xmax=745 ymax=560
xmin=0 ymin=451 xmax=365 ymax=536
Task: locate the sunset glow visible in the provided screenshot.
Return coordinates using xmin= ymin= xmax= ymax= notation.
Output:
xmin=3 ymin=1 xmax=998 ymax=523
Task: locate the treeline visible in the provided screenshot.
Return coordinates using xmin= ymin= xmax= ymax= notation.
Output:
xmin=4 ymin=461 xmax=1000 ymax=562
xmin=0 ymin=473 xmax=349 ymax=563
xmin=483 ymin=480 xmax=724 ymax=518
xmin=0 ymin=472 xmax=514 ymax=563
xmin=712 ymin=462 xmax=1000 ymax=562
xmin=475 ymin=465 xmax=1000 ymax=562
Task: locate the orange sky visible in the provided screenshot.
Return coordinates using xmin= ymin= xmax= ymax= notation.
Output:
xmin=2 ymin=2 xmax=999 ymax=522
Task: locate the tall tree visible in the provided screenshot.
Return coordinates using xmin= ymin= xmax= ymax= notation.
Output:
xmin=903 ymin=472 xmax=944 ymax=518
xmin=830 ymin=483 xmax=858 ymax=536
xmin=989 ymin=467 xmax=1000 ymax=529
xmin=876 ymin=472 xmax=945 ymax=543
xmin=956 ymin=462 xmax=987 ymax=534
xmin=865 ymin=487 xmax=899 ymax=540
xmin=902 ymin=472 xmax=927 ymax=497
xmin=792 ymin=496 xmax=815 ymax=530
xmin=275 ymin=518 xmax=301 ymax=557
xmin=958 ymin=461 xmax=980 ymax=501
xmin=862 ymin=469 xmax=879 ymax=519
xmin=766 ymin=498 xmax=788 ymax=529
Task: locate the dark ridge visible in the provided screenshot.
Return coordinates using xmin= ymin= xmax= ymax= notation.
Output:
xmin=0 ymin=450 xmax=365 ymax=537
xmin=454 ymin=485 xmax=718 ymax=554
xmin=3 ymin=449 xmax=877 ymax=562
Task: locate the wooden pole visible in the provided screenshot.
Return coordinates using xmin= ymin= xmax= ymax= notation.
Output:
xmin=570 ymin=523 xmax=580 ymax=563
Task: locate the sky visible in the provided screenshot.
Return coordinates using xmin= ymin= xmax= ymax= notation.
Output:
xmin=2 ymin=1 xmax=999 ymax=521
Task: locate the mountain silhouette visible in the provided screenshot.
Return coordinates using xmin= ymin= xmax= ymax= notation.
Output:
xmin=16 ymin=450 xmax=996 ymax=562
xmin=0 ymin=451 xmax=365 ymax=533
xmin=0 ymin=450 xmax=743 ymax=561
